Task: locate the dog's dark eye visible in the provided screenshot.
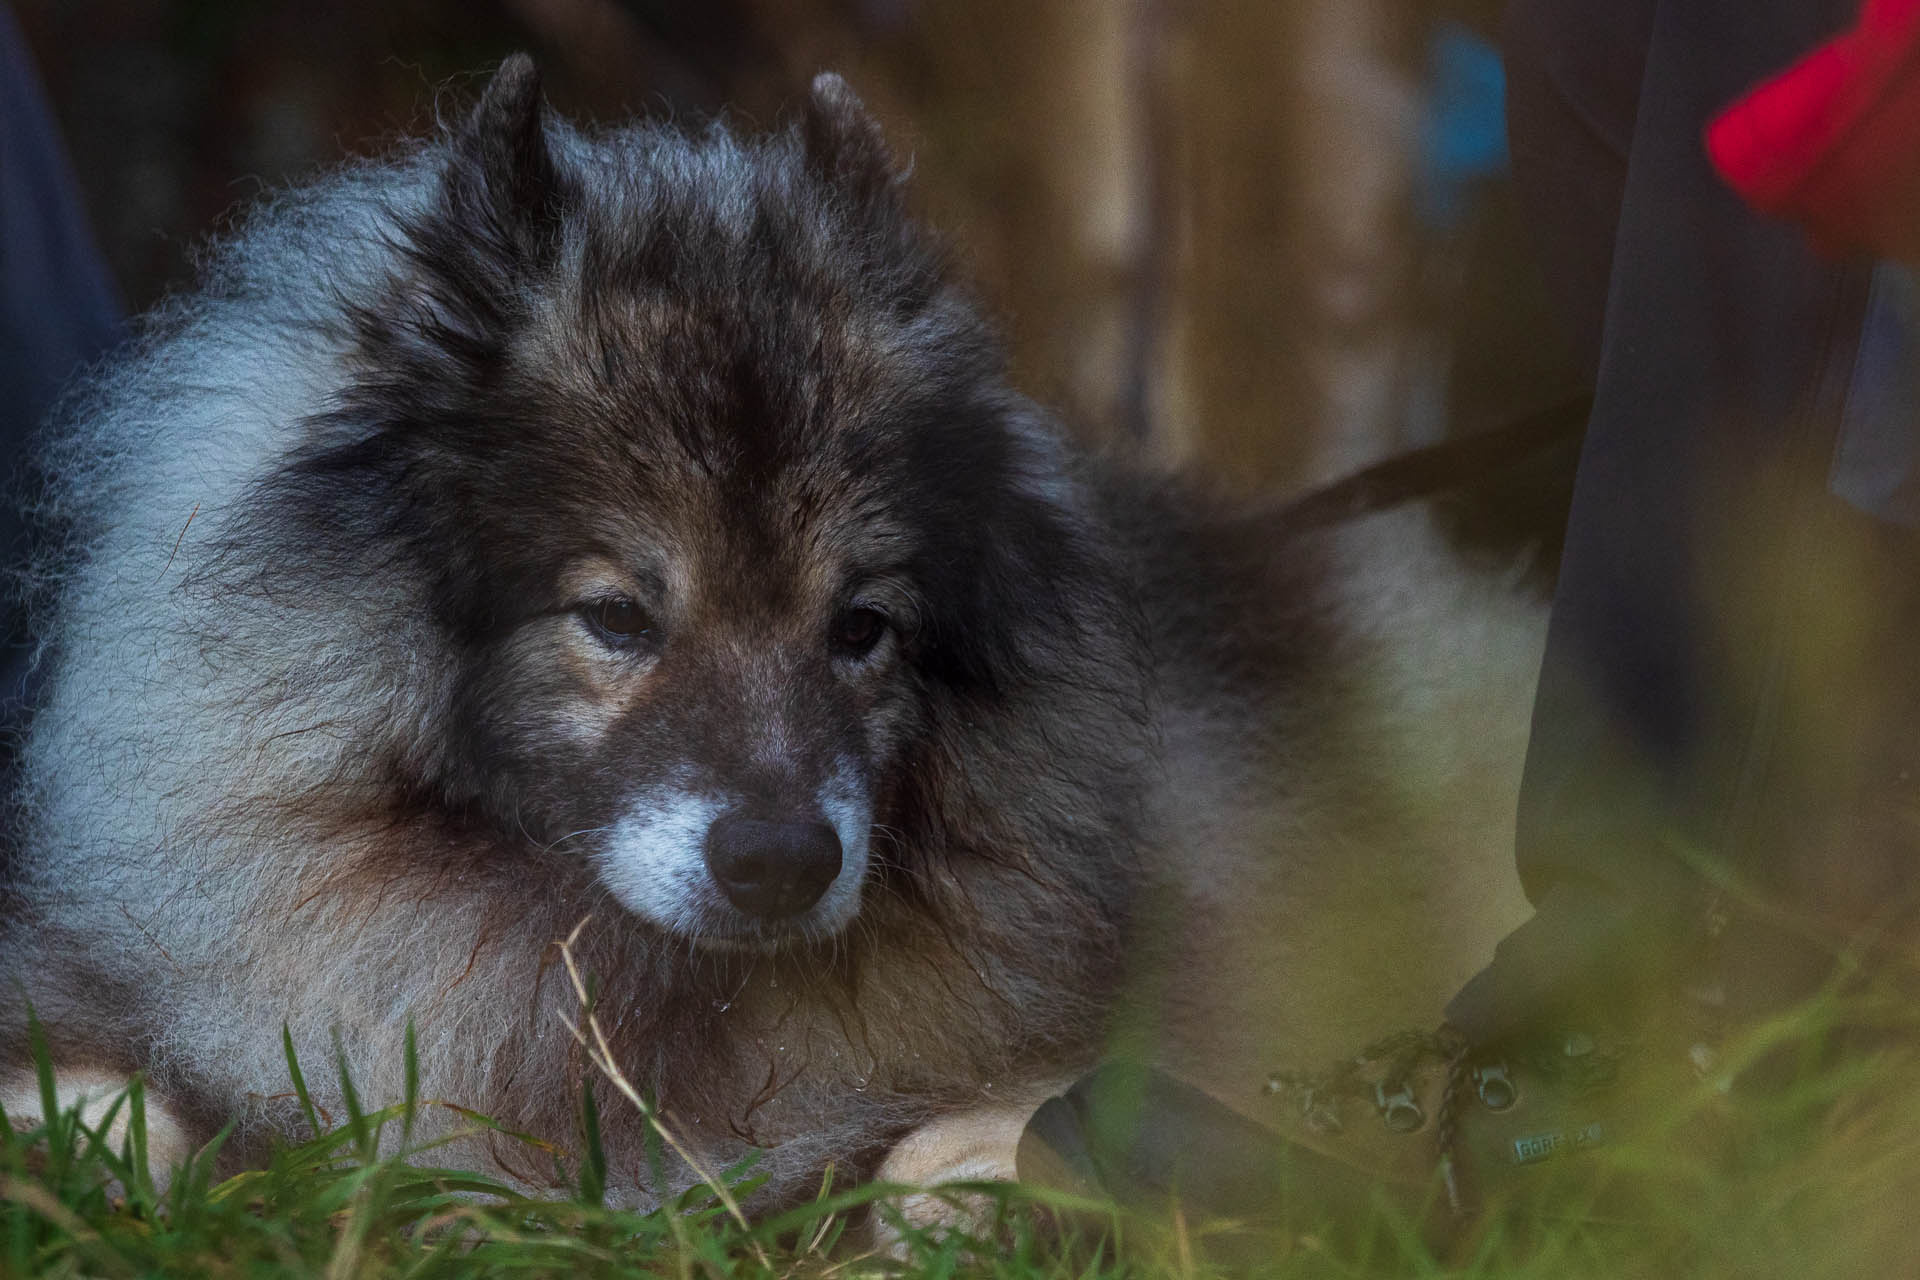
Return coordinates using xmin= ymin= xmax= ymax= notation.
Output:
xmin=582 ymin=597 xmax=654 ymax=649
xmin=831 ymin=606 xmax=888 ymax=658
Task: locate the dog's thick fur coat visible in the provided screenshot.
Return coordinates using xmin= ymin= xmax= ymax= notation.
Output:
xmin=0 ymin=59 xmax=1538 ymax=1206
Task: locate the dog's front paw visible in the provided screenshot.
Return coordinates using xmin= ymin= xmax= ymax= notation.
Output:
xmin=1 ymin=1068 xmax=194 ymax=1188
xmin=872 ymin=1101 xmax=1044 ymax=1252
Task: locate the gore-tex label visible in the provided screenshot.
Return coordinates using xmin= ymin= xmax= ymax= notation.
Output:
xmin=1512 ymin=1122 xmax=1605 ymax=1164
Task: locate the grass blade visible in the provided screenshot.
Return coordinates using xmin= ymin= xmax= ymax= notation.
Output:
xmin=578 ymin=1078 xmax=607 ymax=1208
xmin=282 ymin=1024 xmax=323 ymax=1141
xmin=402 ymin=1021 xmax=420 ymax=1145
xmin=333 ymin=1034 xmax=375 ymax=1165
xmin=25 ymin=1008 xmax=70 ymax=1188
xmin=125 ymin=1073 xmax=155 ymax=1212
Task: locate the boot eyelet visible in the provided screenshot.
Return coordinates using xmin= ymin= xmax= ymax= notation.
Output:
xmin=1302 ymin=1088 xmax=1344 ymax=1134
xmin=1473 ymin=1062 xmax=1517 ymax=1110
xmin=1375 ymin=1082 xmax=1425 ymax=1132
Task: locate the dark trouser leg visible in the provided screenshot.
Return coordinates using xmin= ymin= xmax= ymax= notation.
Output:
xmin=1449 ymin=0 xmax=1881 ymax=1046
xmin=1498 ymin=0 xmax=1653 ymax=384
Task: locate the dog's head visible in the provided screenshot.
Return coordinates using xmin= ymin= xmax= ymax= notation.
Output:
xmin=281 ymin=57 xmax=1114 ymax=950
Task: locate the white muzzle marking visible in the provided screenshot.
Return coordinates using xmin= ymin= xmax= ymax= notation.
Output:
xmin=597 ymin=762 xmax=872 ymax=941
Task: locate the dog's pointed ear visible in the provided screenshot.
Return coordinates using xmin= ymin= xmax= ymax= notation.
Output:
xmin=802 ymin=73 xmax=899 ymax=207
xmin=438 ymin=54 xmax=578 ymax=273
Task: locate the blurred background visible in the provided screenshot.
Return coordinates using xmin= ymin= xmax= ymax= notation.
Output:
xmin=11 ymin=0 xmax=1587 ymax=499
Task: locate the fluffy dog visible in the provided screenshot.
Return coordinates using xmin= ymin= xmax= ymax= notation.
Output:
xmin=0 ymin=57 xmax=1538 ymax=1209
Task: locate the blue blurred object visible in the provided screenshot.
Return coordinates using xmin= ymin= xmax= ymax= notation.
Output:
xmin=1 ymin=3 xmax=124 ymax=424
xmin=1832 ymin=263 xmax=1920 ymax=528
xmin=0 ymin=1 xmax=124 ymax=717
xmin=1418 ymin=21 xmax=1510 ymax=231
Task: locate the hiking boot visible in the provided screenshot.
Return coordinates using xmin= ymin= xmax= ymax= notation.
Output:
xmin=1017 ymin=1013 xmax=1730 ymax=1257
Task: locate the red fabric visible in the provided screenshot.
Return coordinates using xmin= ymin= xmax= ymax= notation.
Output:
xmin=1706 ymin=0 xmax=1920 ymax=259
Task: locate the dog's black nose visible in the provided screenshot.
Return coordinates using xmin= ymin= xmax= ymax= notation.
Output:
xmin=703 ymin=816 xmax=843 ymax=920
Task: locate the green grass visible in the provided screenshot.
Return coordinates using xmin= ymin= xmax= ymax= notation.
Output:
xmin=6 ymin=988 xmax=1920 ymax=1278
xmin=0 ymin=1011 xmax=1118 ymax=1279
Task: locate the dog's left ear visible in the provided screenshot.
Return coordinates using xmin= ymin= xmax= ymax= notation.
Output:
xmin=439 ymin=53 xmax=580 ymax=276
xmin=802 ymin=73 xmax=900 ymax=208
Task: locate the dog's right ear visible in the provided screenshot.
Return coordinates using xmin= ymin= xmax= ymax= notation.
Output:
xmin=367 ymin=56 xmax=581 ymax=390
xmin=802 ymin=73 xmax=901 ymax=209
xmin=436 ymin=53 xmax=580 ymax=278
